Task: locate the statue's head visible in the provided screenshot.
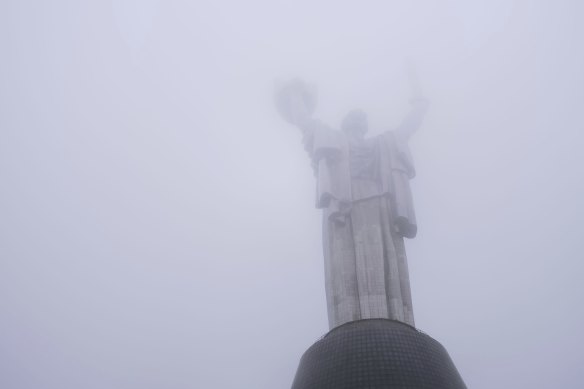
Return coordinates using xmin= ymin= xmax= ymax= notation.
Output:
xmin=341 ymin=109 xmax=368 ymax=138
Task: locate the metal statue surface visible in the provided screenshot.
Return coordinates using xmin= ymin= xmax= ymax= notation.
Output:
xmin=276 ymin=77 xmax=429 ymax=329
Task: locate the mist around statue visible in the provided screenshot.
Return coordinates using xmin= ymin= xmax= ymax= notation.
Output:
xmin=1 ymin=1 xmax=583 ymax=389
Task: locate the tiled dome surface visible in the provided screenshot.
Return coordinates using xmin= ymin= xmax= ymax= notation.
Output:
xmin=292 ymin=319 xmax=466 ymax=389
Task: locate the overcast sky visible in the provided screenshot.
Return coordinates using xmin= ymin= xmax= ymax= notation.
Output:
xmin=1 ymin=1 xmax=584 ymax=388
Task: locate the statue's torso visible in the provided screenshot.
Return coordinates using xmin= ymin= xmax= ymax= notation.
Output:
xmin=348 ymin=138 xmax=383 ymax=201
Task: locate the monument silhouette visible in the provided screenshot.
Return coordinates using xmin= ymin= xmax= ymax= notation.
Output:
xmin=276 ymin=76 xmax=466 ymax=388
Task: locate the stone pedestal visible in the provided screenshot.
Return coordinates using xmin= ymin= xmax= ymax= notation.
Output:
xmin=291 ymin=319 xmax=466 ymax=389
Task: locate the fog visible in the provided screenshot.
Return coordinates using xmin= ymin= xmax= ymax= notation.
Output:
xmin=1 ymin=1 xmax=583 ymax=388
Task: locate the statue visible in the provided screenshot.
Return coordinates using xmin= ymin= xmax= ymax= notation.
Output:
xmin=275 ymin=78 xmax=429 ymax=330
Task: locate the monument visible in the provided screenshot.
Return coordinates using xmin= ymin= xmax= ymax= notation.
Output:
xmin=276 ymin=76 xmax=467 ymax=388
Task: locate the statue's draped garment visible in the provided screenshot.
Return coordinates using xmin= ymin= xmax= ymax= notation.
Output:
xmin=303 ymin=122 xmax=418 ymax=329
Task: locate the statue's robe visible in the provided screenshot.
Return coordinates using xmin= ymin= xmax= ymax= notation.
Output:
xmin=303 ymin=122 xmax=418 ymax=329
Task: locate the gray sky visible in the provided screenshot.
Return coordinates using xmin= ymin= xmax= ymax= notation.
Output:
xmin=1 ymin=1 xmax=583 ymax=388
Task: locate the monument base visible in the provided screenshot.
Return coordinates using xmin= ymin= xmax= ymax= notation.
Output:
xmin=291 ymin=319 xmax=466 ymax=389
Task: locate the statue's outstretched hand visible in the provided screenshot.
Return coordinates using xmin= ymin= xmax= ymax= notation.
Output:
xmin=395 ymin=97 xmax=430 ymax=140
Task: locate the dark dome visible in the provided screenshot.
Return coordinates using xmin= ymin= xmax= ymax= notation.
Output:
xmin=291 ymin=319 xmax=466 ymax=389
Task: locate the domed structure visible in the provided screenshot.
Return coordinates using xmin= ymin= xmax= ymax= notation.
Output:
xmin=291 ymin=319 xmax=466 ymax=389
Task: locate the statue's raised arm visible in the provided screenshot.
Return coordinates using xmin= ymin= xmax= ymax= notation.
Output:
xmin=275 ymin=79 xmax=342 ymax=165
xmin=394 ymin=59 xmax=431 ymax=140
xmin=394 ymin=97 xmax=430 ymax=141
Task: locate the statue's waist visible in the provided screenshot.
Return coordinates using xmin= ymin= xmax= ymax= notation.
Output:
xmin=351 ymin=178 xmax=385 ymax=201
